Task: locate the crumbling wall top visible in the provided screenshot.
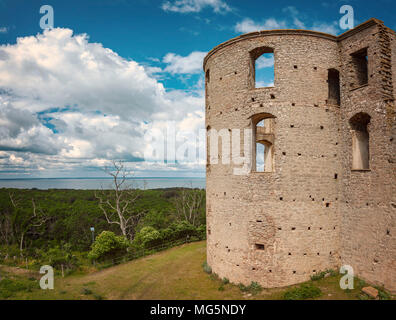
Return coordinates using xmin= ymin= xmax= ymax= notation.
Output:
xmin=203 ymin=18 xmax=385 ymax=70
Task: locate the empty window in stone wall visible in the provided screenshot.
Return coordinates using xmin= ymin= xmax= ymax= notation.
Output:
xmin=350 ymin=112 xmax=371 ymax=170
xmin=205 ymin=69 xmax=210 ymax=99
xmin=251 ymin=114 xmax=275 ymax=172
xmin=328 ymin=69 xmax=340 ymax=105
xmin=250 ymin=47 xmax=274 ymax=88
xmin=350 ymin=48 xmax=368 ymax=88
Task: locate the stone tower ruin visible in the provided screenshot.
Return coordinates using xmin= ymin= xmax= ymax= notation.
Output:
xmin=204 ymin=19 xmax=395 ymax=293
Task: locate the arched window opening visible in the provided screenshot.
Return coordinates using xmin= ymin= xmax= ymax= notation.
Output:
xmin=251 ymin=114 xmax=275 ymax=172
xmin=349 ymin=112 xmax=371 ymax=170
xmin=250 ymin=47 xmax=274 ymax=89
xmin=328 ymin=69 xmax=340 ymax=105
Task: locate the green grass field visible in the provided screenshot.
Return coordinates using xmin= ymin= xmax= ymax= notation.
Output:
xmin=0 ymin=241 xmax=392 ymax=300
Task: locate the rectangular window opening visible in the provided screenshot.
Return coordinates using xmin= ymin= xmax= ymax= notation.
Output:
xmin=250 ymin=47 xmax=274 ymax=89
xmin=328 ymin=69 xmax=340 ymax=105
xmin=253 ymin=117 xmax=274 ymax=173
xmin=350 ymin=113 xmax=370 ymax=170
xmin=351 ymin=48 xmax=368 ymax=88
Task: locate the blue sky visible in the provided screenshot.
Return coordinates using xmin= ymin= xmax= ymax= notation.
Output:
xmin=0 ymin=0 xmax=395 ymax=178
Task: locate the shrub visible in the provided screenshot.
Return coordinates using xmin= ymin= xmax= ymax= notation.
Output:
xmin=132 ymin=222 xmax=206 ymax=250
xmin=376 ymin=287 xmax=391 ymax=300
xmin=169 ymin=221 xmax=197 ymax=240
xmin=310 ymin=271 xmax=327 ymax=281
xmin=81 ymin=287 xmax=92 ymax=295
xmin=87 ymin=231 xmax=129 ymax=261
xmin=357 ymin=279 xmax=367 ymax=288
xmin=202 ymin=261 xmax=212 ymax=274
xmin=39 ymin=244 xmax=79 ymax=269
xmin=0 ymin=278 xmax=37 ymax=299
xmin=248 ymin=282 xmax=263 ymax=295
xmin=283 ymin=283 xmax=322 ymax=300
xmin=222 ymin=278 xmax=229 ymax=285
xmin=210 ymin=273 xmax=219 ymax=281
xmin=327 ymin=269 xmax=338 ymax=277
xmin=133 ymin=226 xmax=162 ymax=249
xmin=196 ymin=225 xmax=206 ymax=240
xmin=238 ymin=283 xmax=248 ymax=292
xmin=358 ymin=293 xmax=369 ymax=300
xmin=310 ymin=269 xmax=337 ymax=281
xmin=0 ymin=245 xmax=21 ymax=264
xmin=159 ymin=222 xmax=206 ymax=244
xmin=238 ymin=282 xmax=262 ymax=295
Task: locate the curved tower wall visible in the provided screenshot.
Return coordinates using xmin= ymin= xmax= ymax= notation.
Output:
xmin=205 ymin=19 xmax=395 ymax=292
xmin=205 ymin=31 xmax=342 ymax=288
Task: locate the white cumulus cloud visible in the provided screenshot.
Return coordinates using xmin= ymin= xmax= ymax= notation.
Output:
xmin=311 ymin=21 xmax=339 ymax=35
xmin=235 ymin=6 xmax=340 ymax=35
xmin=0 ymin=28 xmax=205 ymax=177
xmin=235 ymin=18 xmax=287 ymax=33
xmin=161 ymin=0 xmax=231 ymax=13
xmin=163 ymin=51 xmax=207 ymax=74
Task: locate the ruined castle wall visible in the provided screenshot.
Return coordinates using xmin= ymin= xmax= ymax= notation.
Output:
xmin=338 ymin=22 xmax=396 ymax=293
xmin=205 ymin=32 xmax=342 ymax=288
xmin=205 ymin=20 xmax=395 ymax=292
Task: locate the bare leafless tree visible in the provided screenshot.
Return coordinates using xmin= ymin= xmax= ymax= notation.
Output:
xmin=95 ymin=160 xmax=146 ymax=241
xmin=173 ymin=184 xmax=205 ymax=227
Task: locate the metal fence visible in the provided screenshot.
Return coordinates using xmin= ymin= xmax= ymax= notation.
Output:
xmin=0 ymin=236 xmax=202 ymax=276
xmin=93 ymin=236 xmax=200 ymax=269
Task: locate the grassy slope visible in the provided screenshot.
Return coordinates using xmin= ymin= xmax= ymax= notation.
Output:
xmin=2 ymin=241 xmax=383 ymax=300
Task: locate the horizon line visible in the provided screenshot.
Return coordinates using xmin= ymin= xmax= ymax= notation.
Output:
xmin=0 ymin=176 xmax=206 ymax=180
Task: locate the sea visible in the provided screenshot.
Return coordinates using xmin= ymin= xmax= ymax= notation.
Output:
xmin=0 ymin=177 xmax=206 ymax=190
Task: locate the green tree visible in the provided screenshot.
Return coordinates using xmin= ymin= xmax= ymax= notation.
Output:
xmin=8 ymin=194 xmax=49 ymax=256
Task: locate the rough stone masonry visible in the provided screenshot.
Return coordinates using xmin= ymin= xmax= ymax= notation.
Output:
xmin=204 ymin=18 xmax=395 ymax=293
